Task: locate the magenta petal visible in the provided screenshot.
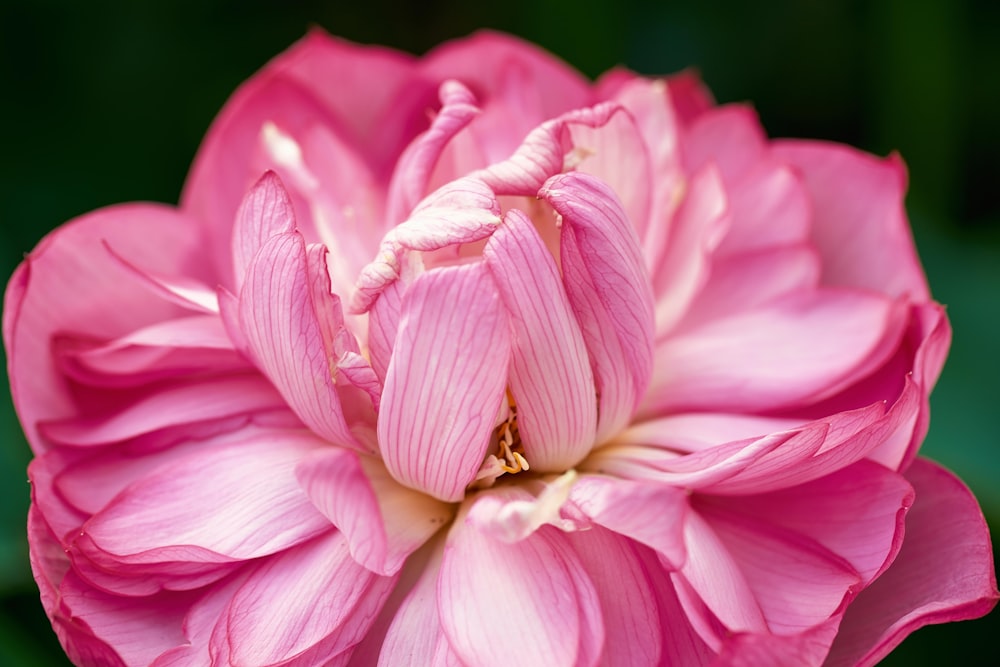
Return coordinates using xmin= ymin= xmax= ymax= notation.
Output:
xmin=541 ymin=171 xmax=655 ymax=441
xmin=378 ymin=262 xmax=510 ymax=501
xmin=484 ymin=209 xmax=597 ymax=471
xmin=296 ymin=449 xmax=453 ymax=575
xmin=231 ymin=170 xmax=296 ymax=287
xmin=216 ymin=531 xmax=396 ymax=666
xmin=439 ymin=518 xmax=603 ymax=667
xmin=239 ymin=231 xmax=363 ymax=449
xmin=824 ymin=458 xmax=999 ymax=667
xmin=773 ymin=141 xmax=930 ymax=300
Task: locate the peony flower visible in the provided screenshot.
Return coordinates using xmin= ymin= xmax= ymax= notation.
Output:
xmin=4 ymin=29 xmax=997 ymax=666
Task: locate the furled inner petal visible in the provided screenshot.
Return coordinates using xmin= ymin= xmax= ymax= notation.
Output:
xmin=540 ymin=171 xmax=656 ymax=442
xmin=484 ymin=209 xmax=597 ymax=471
xmin=377 ymin=262 xmax=510 ymax=502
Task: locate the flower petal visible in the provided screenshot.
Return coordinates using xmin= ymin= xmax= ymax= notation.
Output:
xmin=484 ymin=209 xmax=597 ymax=470
xmin=823 ymin=458 xmax=999 ymax=667
xmin=647 ymin=289 xmax=906 ymax=414
xmin=77 ymin=432 xmax=330 ymax=566
xmin=239 ymin=231 xmax=363 ymax=449
xmin=541 ymin=171 xmax=655 ymax=441
xmin=773 ymin=141 xmax=930 ymax=300
xmin=439 ymin=517 xmax=603 ymax=667
xmin=296 ymin=448 xmax=454 ymax=575
xmin=378 ymin=262 xmax=510 ymax=501
xmin=215 ymin=531 xmax=396 ymax=667
xmin=231 ymin=170 xmax=296 ymax=287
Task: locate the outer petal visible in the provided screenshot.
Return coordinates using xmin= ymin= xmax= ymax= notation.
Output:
xmin=439 ymin=519 xmax=603 ymax=667
xmin=76 ymin=432 xmax=330 ymax=569
xmin=213 ymin=531 xmax=396 ymax=667
xmin=238 ymin=231 xmax=363 ymax=449
xmin=484 ymin=209 xmax=597 ymax=471
xmin=4 ymin=204 xmax=211 ymax=453
xmin=541 ymin=172 xmax=655 ymax=441
xmin=647 ymin=290 xmax=906 ymax=415
xmin=823 ymin=458 xmax=999 ymax=667
xmin=773 ymin=141 xmax=930 ymax=300
xmin=378 ymin=262 xmax=510 ymax=501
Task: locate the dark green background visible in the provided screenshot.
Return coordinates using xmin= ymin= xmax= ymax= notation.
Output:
xmin=1 ymin=1 xmax=997 ymax=664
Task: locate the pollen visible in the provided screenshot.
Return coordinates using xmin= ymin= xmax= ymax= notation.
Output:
xmin=473 ymin=391 xmax=530 ymax=487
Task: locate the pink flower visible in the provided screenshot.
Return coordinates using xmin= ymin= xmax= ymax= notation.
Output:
xmin=5 ymin=30 xmax=997 ymax=667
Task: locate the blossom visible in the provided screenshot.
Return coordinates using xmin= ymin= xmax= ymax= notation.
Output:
xmin=4 ymin=29 xmax=997 ymax=666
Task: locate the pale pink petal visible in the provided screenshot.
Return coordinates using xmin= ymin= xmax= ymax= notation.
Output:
xmin=376 ymin=539 xmax=464 ymax=667
xmin=3 ymin=204 xmax=211 ymax=454
xmin=541 ymin=171 xmax=655 ymax=441
xmin=239 ymin=231 xmax=363 ymax=450
xmin=385 ymin=80 xmax=481 ymax=225
xmin=484 ymin=209 xmax=597 ymax=470
xmin=564 ymin=527 xmax=663 ymax=666
xmin=296 ymin=448 xmax=454 ymax=575
xmin=465 ymin=475 xmax=579 ymax=543
xmin=378 ymin=262 xmax=510 ymax=501
xmin=647 ymin=289 xmax=906 ymax=414
xmin=77 ymin=432 xmax=330 ymax=564
xmin=439 ymin=517 xmax=603 ymax=667
xmin=231 ymin=170 xmax=296 ymax=287
xmin=823 ymin=458 xmax=999 ymax=667
xmin=648 ymin=164 xmax=729 ymax=336
xmin=568 ymin=474 xmax=687 ymax=567
xmin=214 ymin=531 xmax=396 ymax=666
xmin=351 ymin=177 xmax=501 ymax=313
xmin=773 ymin=141 xmax=930 ymax=300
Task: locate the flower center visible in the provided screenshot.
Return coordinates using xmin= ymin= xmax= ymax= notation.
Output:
xmin=473 ymin=392 xmax=530 ymax=488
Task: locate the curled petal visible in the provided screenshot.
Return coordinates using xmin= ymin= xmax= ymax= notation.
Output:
xmin=541 ymin=171 xmax=655 ymax=441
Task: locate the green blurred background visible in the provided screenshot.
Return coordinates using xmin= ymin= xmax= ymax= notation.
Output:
xmin=1 ymin=0 xmax=997 ymax=664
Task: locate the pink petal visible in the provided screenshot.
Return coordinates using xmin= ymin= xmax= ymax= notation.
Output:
xmin=648 ymin=164 xmax=729 ymax=335
xmin=231 ymin=170 xmax=296 ymax=287
xmin=376 ymin=539 xmax=465 ymax=666
xmin=483 ymin=209 xmax=597 ymax=470
xmin=215 ymin=531 xmax=396 ymax=667
xmin=57 ymin=315 xmax=248 ymax=388
xmin=647 ymin=289 xmax=906 ymax=414
xmin=351 ymin=177 xmax=501 ymax=313
xmin=713 ymin=617 xmax=841 ymax=667
xmin=378 ymin=262 xmax=510 ymax=501
xmin=690 ymin=499 xmax=862 ymax=636
xmin=823 ymin=458 xmax=999 ymax=667
xmin=773 ymin=141 xmax=930 ymax=300
xmin=564 ymin=527 xmax=663 ymax=666
xmin=385 ymin=80 xmax=481 ymax=225
xmin=4 ymin=204 xmax=210 ymax=454
xmin=77 ymin=432 xmax=330 ymax=565
xmin=439 ymin=518 xmax=603 ymax=667
xmin=682 ymin=104 xmax=768 ymax=183
xmin=296 ymin=448 xmax=454 ymax=575
xmin=568 ymin=474 xmax=688 ymax=568
xmin=238 ymin=231 xmax=363 ymax=450
xmin=103 ymin=241 xmax=220 ymax=315
xmin=541 ymin=171 xmax=655 ymax=441
xmin=698 ymin=460 xmax=913 ymax=586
